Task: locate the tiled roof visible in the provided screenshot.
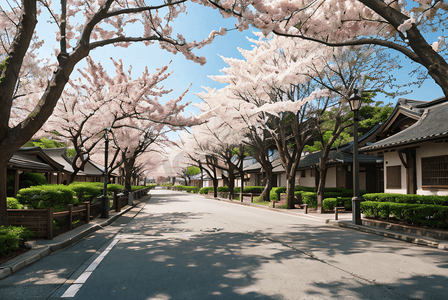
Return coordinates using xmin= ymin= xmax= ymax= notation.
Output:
xmin=8 ymin=147 xmax=65 ymax=172
xmin=361 ymin=100 xmax=448 ymax=152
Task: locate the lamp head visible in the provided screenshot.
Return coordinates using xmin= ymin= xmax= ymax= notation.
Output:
xmin=348 ymin=89 xmax=362 ymax=111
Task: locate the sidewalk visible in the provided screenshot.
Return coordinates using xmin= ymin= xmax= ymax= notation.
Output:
xmin=0 ymin=195 xmax=149 ymax=280
xmin=204 ymin=192 xmax=448 ymax=252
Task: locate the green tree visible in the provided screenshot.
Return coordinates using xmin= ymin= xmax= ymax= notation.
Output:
xmin=187 ymin=166 xmax=201 ymax=176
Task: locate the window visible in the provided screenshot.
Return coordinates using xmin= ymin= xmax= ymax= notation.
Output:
xmin=301 ymin=170 xmax=306 ymax=177
xmin=422 ymin=155 xmax=448 ymax=187
xmin=386 ymin=166 xmax=401 ymax=189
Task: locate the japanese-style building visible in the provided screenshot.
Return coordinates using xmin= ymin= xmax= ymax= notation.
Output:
xmin=360 ymin=97 xmax=448 ymax=195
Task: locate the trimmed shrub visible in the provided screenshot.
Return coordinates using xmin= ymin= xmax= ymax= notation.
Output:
xmin=322 ymin=197 xmax=352 ymax=211
xmin=0 ymin=225 xmax=34 ymax=257
xmin=297 ymin=191 xmax=317 ymax=208
xmin=184 ymin=186 xmax=199 ymax=193
xmin=200 ymin=187 xmax=214 ymax=194
xmin=131 ymin=186 xmax=147 ymax=191
xmin=361 ymin=201 xmax=448 ymax=228
xmin=17 ymin=184 xmax=76 ymax=211
xmin=234 ymin=187 xmax=241 ymax=193
xmin=362 ymin=193 xmax=448 ymax=206
xmin=7 ymin=197 xmax=23 ymax=209
xmin=217 ymin=186 xmax=229 ymax=192
xmin=270 ymin=187 xmax=287 ymax=201
xmin=243 ymin=186 xmax=264 ymax=193
xmin=69 ymin=183 xmax=102 ymax=203
xmin=108 ymin=184 xmax=125 ymax=193
xmin=294 ymin=185 xmax=316 ymax=192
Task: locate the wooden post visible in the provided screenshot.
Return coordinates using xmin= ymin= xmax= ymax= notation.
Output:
xmin=250 ymin=193 xmax=253 ymax=203
xmin=67 ymin=204 xmax=73 ymax=230
xmin=113 ymin=192 xmax=118 ymax=210
xmin=116 ymin=195 xmax=122 ymax=212
xmin=84 ymin=201 xmax=90 ymax=223
xmin=47 ymin=207 xmax=54 ymax=240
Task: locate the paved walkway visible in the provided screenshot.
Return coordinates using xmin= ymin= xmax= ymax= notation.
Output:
xmin=1 ymin=188 xmax=447 ymax=283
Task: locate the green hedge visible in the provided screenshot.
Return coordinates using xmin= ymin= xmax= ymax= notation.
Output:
xmin=322 ymin=197 xmax=352 ymax=211
xmin=0 ymin=225 xmax=34 ymax=257
xmin=16 ymin=184 xmax=77 ymax=211
xmin=362 ymin=193 xmax=448 ymax=206
xmin=361 ymin=201 xmax=448 ymax=228
xmin=200 ymin=187 xmax=214 ymax=194
xmin=173 ymin=185 xmax=200 ymax=193
xmin=7 ymin=197 xmax=24 ymax=209
xmin=296 ymin=191 xmax=318 ymax=208
xmin=69 ymin=183 xmax=102 ymax=202
xmin=243 ymin=186 xmax=264 ymax=193
xmin=131 ymin=185 xmax=148 ymax=191
xmin=234 ymin=187 xmax=241 ymax=193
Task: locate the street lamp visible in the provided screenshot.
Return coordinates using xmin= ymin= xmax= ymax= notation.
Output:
xmin=348 ymin=89 xmax=363 ymax=225
xmin=100 ymin=128 xmax=111 ymax=218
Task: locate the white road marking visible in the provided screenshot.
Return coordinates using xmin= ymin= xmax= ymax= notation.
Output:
xmin=61 ymin=238 xmax=120 ymax=298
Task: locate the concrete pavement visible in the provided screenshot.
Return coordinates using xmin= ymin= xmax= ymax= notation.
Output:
xmin=0 ymin=195 xmax=149 ymax=280
xmin=1 ymin=188 xmax=447 ymax=283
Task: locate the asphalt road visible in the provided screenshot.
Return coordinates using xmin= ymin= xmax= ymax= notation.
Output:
xmin=1 ymin=188 xmax=447 ymax=299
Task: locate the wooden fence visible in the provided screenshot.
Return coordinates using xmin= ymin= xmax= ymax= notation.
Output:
xmin=8 ymin=202 xmax=91 ymax=240
xmin=7 ymin=187 xmax=152 ymax=240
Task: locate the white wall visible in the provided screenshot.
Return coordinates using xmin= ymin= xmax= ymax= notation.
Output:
xmin=297 ymin=169 xmax=315 ymax=187
xmin=278 ymin=173 xmax=287 ymax=187
xmin=416 ymin=143 xmax=448 ymax=196
xmin=383 ymin=151 xmax=407 ymax=194
xmin=326 ymin=167 xmax=337 ymax=188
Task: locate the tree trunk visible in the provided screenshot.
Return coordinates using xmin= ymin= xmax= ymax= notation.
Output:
xmin=286 ymin=170 xmax=296 ymax=209
xmin=0 ymin=160 xmax=8 ymax=226
xmin=316 ymin=162 xmax=328 ymax=214
xmin=260 ymin=167 xmax=273 ymax=202
xmin=228 ymin=163 xmax=235 ymax=199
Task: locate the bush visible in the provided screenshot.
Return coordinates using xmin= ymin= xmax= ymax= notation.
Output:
xmin=131 ymin=186 xmax=147 ymax=191
xmin=322 ymin=197 xmax=352 ymax=211
xmin=297 ymin=191 xmax=317 ymax=208
xmin=270 ymin=187 xmax=287 ymax=201
xmin=20 ymin=172 xmax=47 ymax=187
xmin=108 ymin=184 xmax=125 ymax=193
xmin=362 ymin=193 xmax=448 ymax=206
xmin=360 ymin=201 xmax=448 ymax=228
xmin=243 ymin=186 xmax=264 ymax=193
xmin=17 ymin=184 xmax=76 ymax=211
xmin=294 ymin=186 xmax=316 ymax=192
xmin=69 ymin=183 xmax=102 ymax=203
xmin=0 ymin=225 xmax=34 ymax=257
xmin=200 ymin=187 xmax=214 ymax=194
xmin=184 ymin=186 xmax=199 ymax=193
xmin=217 ymin=186 xmax=229 ymax=192
xmin=234 ymin=187 xmax=241 ymax=193
xmin=7 ymin=197 xmax=24 ymax=209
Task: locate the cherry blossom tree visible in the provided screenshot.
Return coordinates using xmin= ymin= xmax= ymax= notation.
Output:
xmin=0 ymin=0 xmax=230 ymax=225
xmin=42 ymin=56 xmax=183 ymax=184
xmin=208 ymin=0 xmax=448 ymax=97
xmin=199 ymin=34 xmax=400 ymax=209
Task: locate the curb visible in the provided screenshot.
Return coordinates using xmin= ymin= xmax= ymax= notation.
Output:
xmin=335 ymin=220 xmax=447 ymax=251
xmin=0 ymin=197 xmax=148 ymax=280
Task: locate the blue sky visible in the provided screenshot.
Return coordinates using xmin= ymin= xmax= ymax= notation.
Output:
xmin=37 ymin=2 xmax=444 ymax=139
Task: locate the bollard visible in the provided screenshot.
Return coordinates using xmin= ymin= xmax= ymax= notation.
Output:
xmin=250 ymin=193 xmax=253 ymax=203
xmin=335 ymin=207 xmax=339 ymax=220
xmin=303 ymin=204 xmax=308 ymax=214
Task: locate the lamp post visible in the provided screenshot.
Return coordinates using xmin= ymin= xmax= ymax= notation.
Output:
xmin=348 ymin=89 xmax=363 ymax=225
xmin=100 ymin=128 xmax=110 ymax=218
